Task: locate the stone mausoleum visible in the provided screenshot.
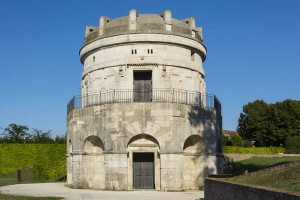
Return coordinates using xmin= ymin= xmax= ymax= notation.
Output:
xmin=67 ymin=10 xmax=222 ymax=191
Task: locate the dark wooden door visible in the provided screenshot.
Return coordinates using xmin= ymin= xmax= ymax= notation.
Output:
xmin=133 ymin=72 xmax=152 ymax=102
xmin=133 ymin=153 xmax=154 ymax=189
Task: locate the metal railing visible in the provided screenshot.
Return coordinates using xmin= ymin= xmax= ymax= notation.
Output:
xmin=67 ymin=89 xmax=221 ymax=115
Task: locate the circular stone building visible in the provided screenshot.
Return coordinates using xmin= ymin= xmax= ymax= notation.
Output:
xmin=67 ymin=10 xmax=222 ymax=191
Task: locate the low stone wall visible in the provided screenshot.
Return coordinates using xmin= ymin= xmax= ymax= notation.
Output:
xmin=224 ymin=153 xmax=300 ymax=162
xmin=205 ymin=178 xmax=300 ymax=200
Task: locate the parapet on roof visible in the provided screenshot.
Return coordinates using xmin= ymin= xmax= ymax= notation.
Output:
xmin=84 ymin=10 xmax=204 ymax=45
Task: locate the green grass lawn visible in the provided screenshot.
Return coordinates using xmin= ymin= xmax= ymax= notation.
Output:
xmin=229 ymin=156 xmax=300 ymax=193
xmin=230 ymin=164 xmax=300 ymax=193
xmin=232 ymin=156 xmax=300 ymax=176
xmin=0 ymin=168 xmax=63 ymax=200
xmin=0 ymin=168 xmax=35 ymax=187
xmin=0 ymin=194 xmax=62 ymax=200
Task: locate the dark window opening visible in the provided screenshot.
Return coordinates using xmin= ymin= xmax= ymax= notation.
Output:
xmin=133 ymin=71 xmax=152 ymax=102
xmin=93 ymin=56 xmax=95 ymax=62
xmin=147 ymin=49 xmax=154 ymax=54
xmin=132 ymin=49 xmax=137 ymax=54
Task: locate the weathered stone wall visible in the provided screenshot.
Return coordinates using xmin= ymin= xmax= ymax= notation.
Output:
xmin=67 ymin=102 xmax=221 ymax=190
xmin=68 ymin=10 xmax=222 ymax=191
xmin=80 ymin=38 xmax=206 ymax=96
xmin=205 ymin=178 xmax=300 ymax=200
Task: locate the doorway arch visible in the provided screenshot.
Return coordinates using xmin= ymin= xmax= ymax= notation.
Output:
xmin=127 ymin=134 xmax=160 ymax=190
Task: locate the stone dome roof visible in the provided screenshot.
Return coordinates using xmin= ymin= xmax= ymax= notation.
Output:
xmin=84 ymin=11 xmax=204 ymax=45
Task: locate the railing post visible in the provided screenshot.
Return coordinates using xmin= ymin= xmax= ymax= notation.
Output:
xmin=172 ymin=89 xmax=174 ymax=103
xmin=113 ymin=89 xmax=115 ymax=103
xmin=186 ymin=91 xmax=188 ymax=104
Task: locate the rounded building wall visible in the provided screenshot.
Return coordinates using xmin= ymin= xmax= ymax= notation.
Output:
xmin=67 ymin=9 xmax=222 ymax=191
xmin=67 ymin=102 xmax=221 ymax=190
xmin=80 ymin=36 xmax=206 ymax=96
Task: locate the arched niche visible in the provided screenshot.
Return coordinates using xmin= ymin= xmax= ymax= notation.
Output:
xmin=182 ymin=134 xmax=206 ymax=190
xmin=127 ymin=134 xmax=160 ymax=149
xmin=83 ymin=135 xmax=104 ymax=154
xmin=82 ymin=135 xmax=105 ymax=189
xmin=68 ymin=139 xmax=72 ymax=154
xmin=67 ymin=138 xmax=73 ymax=187
xmin=183 ymin=135 xmax=205 ymax=155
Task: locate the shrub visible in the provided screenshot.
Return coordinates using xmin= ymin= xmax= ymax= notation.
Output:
xmin=223 ymin=146 xmax=285 ymax=154
xmin=0 ymin=144 xmax=66 ymax=181
xmin=230 ymin=134 xmax=244 ymax=147
xmin=285 ymin=136 xmax=300 ymax=154
xmin=223 ymin=133 xmax=244 ymax=147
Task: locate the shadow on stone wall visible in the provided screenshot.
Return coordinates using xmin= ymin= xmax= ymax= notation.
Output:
xmin=187 ymin=105 xmax=221 ymax=191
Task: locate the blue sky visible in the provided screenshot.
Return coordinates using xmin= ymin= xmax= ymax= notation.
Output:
xmin=0 ymin=0 xmax=299 ymax=136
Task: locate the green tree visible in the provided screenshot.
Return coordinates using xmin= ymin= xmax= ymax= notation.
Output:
xmin=54 ymin=134 xmax=66 ymax=144
xmin=237 ymin=99 xmax=300 ymax=147
xmin=285 ymin=136 xmax=300 ymax=154
xmin=237 ymin=100 xmax=271 ymax=146
xmin=222 ymin=134 xmax=230 ymax=145
xmin=2 ymin=123 xmax=30 ymax=143
xmin=271 ymin=100 xmax=300 ymax=146
xmin=31 ymin=129 xmax=54 ymax=143
xmin=230 ymin=134 xmax=244 ymax=147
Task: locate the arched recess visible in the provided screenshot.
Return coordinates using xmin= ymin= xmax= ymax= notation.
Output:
xmin=67 ymin=139 xmax=73 ymax=187
xmin=82 ymin=135 xmax=105 ymax=189
xmin=84 ymin=135 xmax=104 ymax=153
xmin=183 ymin=135 xmax=205 ymax=155
xmin=182 ymin=135 xmax=206 ymax=190
xmin=127 ymin=134 xmax=160 ymax=149
xmin=127 ymin=134 xmax=160 ymax=190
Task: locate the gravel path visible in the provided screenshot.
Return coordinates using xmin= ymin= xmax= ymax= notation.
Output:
xmin=0 ymin=183 xmax=204 ymax=200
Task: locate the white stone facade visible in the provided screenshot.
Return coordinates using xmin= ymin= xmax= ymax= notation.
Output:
xmin=67 ymin=10 xmax=222 ymax=191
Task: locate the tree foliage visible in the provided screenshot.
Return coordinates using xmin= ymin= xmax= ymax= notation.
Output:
xmin=223 ymin=133 xmax=244 ymax=147
xmin=31 ymin=129 xmax=53 ymax=144
xmin=285 ymin=136 xmax=300 ymax=154
xmin=237 ymin=99 xmax=300 ymax=147
xmin=1 ymin=123 xmax=66 ymax=144
xmin=2 ymin=123 xmax=30 ymax=143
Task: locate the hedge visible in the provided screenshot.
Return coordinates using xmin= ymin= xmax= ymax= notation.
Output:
xmin=0 ymin=144 xmax=66 ymax=180
xmin=223 ymin=146 xmax=285 ymax=154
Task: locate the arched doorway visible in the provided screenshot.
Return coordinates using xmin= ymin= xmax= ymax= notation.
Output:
xmin=182 ymin=135 xmax=206 ymax=189
xmin=127 ymin=134 xmax=160 ymax=190
xmin=82 ymin=135 xmax=105 ymax=189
